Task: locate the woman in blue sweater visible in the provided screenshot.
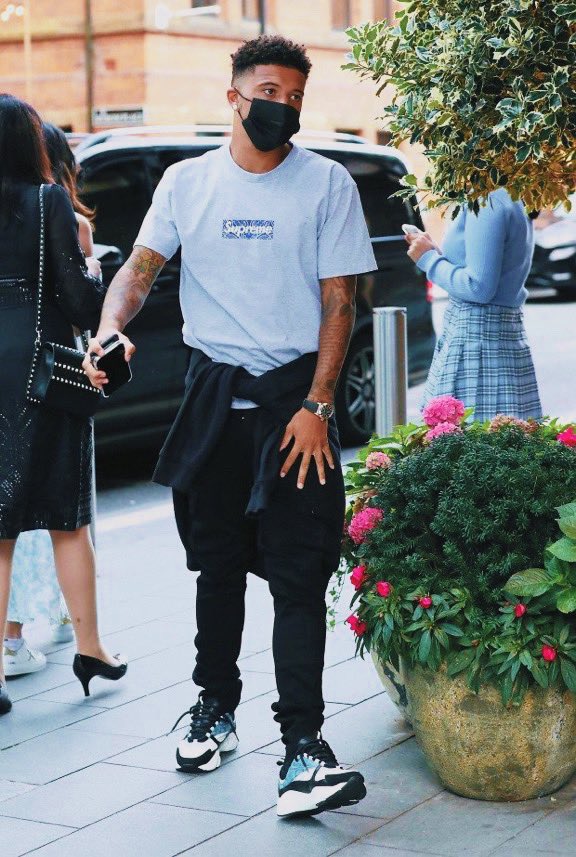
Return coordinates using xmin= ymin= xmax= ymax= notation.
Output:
xmin=406 ymin=189 xmax=542 ymax=421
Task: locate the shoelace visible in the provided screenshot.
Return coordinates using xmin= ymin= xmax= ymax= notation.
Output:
xmin=278 ymin=734 xmax=339 ymax=771
xmin=170 ymin=698 xmax=223 ymax=739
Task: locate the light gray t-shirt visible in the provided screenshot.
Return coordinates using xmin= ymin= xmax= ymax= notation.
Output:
xmin=135 ymin=143 xmax=376 ymax=404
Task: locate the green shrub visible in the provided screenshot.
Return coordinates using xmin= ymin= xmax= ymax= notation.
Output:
xmin=345 ymin=1 xmax=576 ymax=212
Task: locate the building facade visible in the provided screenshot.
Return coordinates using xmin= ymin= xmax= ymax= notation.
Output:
xmin=0 ymin=1 xmax=397 ymax=138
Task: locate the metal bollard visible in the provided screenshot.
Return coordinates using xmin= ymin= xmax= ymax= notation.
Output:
xmin=373 ymin=307 xmax=408 ymax=436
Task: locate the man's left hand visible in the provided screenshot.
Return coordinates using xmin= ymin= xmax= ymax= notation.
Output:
xmin=406 ymin=231 xmax=440 ymax=263
xmin=280 ymin=408 xmax=335 ymax=489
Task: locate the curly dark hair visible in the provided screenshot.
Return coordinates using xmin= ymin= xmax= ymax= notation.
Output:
xmin=231 ymin=35 xmax=312 ymax=81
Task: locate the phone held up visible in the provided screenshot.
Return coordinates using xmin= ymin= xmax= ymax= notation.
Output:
xmin=401 ymin=223 xmax=423 ymax=236
xmin=93 ymin=334 xmax=132 ymax=398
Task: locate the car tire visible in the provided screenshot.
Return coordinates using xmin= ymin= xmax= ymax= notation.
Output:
xmin=336 ymin=332 xmax=375 ymax=446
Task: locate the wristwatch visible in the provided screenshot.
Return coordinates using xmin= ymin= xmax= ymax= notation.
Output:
xmin=303 ymin=399 xmax=335 ymax=421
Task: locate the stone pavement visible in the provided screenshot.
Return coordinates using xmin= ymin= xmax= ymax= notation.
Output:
xmin=1 ymin=506 xmax=575 ymax=857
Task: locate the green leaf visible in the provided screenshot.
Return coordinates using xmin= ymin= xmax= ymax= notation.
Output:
xmin=548 ymin=538 xmax=576 ymax=563
xmin=441 ymin=623 xmax=464 ymax=637
xmin=519 ymin=650 xmax=533 ymax=669
xmin=558 ymin=502 xmax=576 ymax=520
xmin=418 ymin=629 xmax=432 ymax=664
xmin=561 ymin=658 xmax=576 ymax=692
xmin=504 ymin=568 xmax=554 ymax=597
xmin=501 ymin=672 xmax=514 ymax=706
xmin=556 ymin=588 xmax=576 ymax=614
xmin=530 ymin=660 xmax=549 ymax=688
xmin=447 ymin=648 xmax=476 ymax=676
xmin=516 ymin=145 xmax=531 ymax=163
xmin=558 ymin=518 xmax=576 ymax=539
xmin=402 ymin=173 xmax=417 ymax=187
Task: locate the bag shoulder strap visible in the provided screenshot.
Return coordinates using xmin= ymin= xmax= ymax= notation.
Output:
xmin=34 ymin=184 xmax=46 ymax=345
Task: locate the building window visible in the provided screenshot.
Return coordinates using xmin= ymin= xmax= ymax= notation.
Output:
xmin=332 ymin=0 xmax=351 ymax=31
xmin=191 ymin=1 xmax=216 ymax=7
xmin=242 ymin=0 xmax=260 ymax=20
xmin=374 ymin=0 xmax=394 ymax=22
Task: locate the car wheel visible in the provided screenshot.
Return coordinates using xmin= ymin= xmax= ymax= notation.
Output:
xmin=336 ymin=333 xmax=375 ymax=446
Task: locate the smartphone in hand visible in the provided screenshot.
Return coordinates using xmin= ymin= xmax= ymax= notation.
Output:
xmin=94 ymin=335 xmax=132 ymax=398
xmin=402 ymin=223 xmax=423 ymax=236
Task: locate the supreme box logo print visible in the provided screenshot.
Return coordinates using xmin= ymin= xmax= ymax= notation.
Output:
xmin=222 ymin=219 xmax=274 ymax=240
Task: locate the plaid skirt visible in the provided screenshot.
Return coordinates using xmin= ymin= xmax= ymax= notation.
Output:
xmin=422 ymin=299 xmax=542 ymax=422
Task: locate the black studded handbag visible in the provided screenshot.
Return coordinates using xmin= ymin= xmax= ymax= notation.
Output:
xmin=26 ymin=185 xmax=102 ymax=418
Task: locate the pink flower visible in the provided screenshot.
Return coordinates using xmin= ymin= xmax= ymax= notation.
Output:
xmin=419 ymin=595 xmax=433 ymax=609
xmin=514 ymin=604 xmax=527 ymax=618
xmin=557 ymin=426 xmax=576 ymax=448
xmin=490 ymin=415 xmax=533 ymax=434
xmin=422 ymin=395 xmax=465 ymax=428
xmin=366 ymin=451 xmax=392 ymax=471
xmin=348 ymin=507 xmax=384 ymax=545
xmin=424 ymin=422 xmax=463 ymax=443
xmin=542 ymin=645 xmax=557 ymax=662
xmin=350 ymin=565 xmax=368 ymax=591
xmin=346 ymin=614 xmax=367 ymax=637
xmin=376 ymin=581 xmax=392 ymax=597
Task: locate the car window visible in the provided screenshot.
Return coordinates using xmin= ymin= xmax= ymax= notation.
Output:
xmin=80 ymin=157 xmax=151 ymax=258
xmin=316 ymin=150 xmax=417 ymax=238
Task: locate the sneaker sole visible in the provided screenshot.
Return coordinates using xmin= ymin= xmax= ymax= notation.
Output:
xmin=176 ymin=732 xmax=239 ymax=773
xmin=277 ymin=773 xmax=367 ymax=819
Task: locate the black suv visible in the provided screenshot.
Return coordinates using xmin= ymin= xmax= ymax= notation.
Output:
xmin=75 ymin=129 xmax=435 ymax=445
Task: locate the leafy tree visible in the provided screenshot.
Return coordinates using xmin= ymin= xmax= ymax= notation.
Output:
xmin=345 ymin=0 xmax=576 ymax=212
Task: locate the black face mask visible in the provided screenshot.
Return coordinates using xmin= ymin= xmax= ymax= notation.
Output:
xmin=235 ymin=90 xmax=301 ymax=152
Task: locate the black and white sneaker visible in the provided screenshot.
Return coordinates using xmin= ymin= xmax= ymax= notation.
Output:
xmin=172 ymin=696 xmax=238 ymax=773
xmin=277 ymin=734 xmax=366 ymax=819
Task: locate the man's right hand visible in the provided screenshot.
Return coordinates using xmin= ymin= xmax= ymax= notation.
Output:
xmin=82 ymin=331 xmax=136 ymax=390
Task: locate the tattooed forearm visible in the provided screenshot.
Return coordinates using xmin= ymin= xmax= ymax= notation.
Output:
xmin=308 ymin=275 xmax=356 ymax=402
xmin=97 ymin=246 xmax=166 ymax=334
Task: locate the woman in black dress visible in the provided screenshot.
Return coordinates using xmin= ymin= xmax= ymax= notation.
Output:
xmin=0 ymin=95 xmax=126 ymax=715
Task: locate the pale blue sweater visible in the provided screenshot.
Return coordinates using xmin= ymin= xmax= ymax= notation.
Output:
xmin=416 ymin=189 xmax=534 ymax=307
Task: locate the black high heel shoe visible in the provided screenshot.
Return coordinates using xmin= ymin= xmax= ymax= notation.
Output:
xmin=0 ymin=681 xmax=12 ymax=715
xmin=73 ymin=654 xmax=127 ymax=697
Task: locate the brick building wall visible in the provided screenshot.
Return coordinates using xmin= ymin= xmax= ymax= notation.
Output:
xmin=0 ymin=0 xmax=397 ymax=139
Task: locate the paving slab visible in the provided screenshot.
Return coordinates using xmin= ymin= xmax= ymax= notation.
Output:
xmin=36 ymin=642 xmax=195 ymax=708
xmin=0 ymin=727 xmax=146 ymax=785
xmin=0 ymin=815 xmax=71 ymax=857
xmin=0 ymin=700 xmax=104 ymax=751
xmin=47 ymin=618 xmax=196 ymax=666
xmin=177 ymin=805 xmax=385 ymax=857
xmin=487 ymin=801 xmax=576 ymax=855
xmin=258 ymin=694 xmax=409 ymax=765
xmin=0 ymin=780 xmax=35 ymax=802
xmin=65 ymin=680 xmax=196 ymax=738
xmin=5 ymin=663 xmax=75 ymax=703
xmin=363 ymin=790 xmax=550 ymax=856
xmin=0 ymin=761 xmax=185 ymax=828
xmin=332 ymin=740 xmax=442 ymax=821
xmin=322 ymin=657 xmax=385 ymax=706
xmin=333 ymin=846 xmax=445 ymax=857
xmin=18 ymin=800 xmax=242 ymax=857
xmin=151 ymin=749 xmax=277 ymax=816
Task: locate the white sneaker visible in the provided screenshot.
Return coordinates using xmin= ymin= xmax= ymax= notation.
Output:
xmin=51 ymin=616 xmax=74 ymax=644
xmin=173 ymin=697 xmax=239 ymax=773
xmin=4 ymin=641 xmax=47 ymax=677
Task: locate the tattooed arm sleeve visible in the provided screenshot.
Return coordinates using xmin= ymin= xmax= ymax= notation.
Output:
xmin=307 ymin=274 xmax=357 ymax=403
xmin=97 ymin=245 xmax=166 ymax=335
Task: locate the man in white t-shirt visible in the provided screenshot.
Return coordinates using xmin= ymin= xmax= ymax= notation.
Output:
xmin=85 ymin=35 xmax=376 ymax=819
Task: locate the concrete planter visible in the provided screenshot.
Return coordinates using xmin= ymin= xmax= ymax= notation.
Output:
xmin=403 ymin=661 xmax=576 ymax=801
xmin=371 ymin=652 xmax=412 ymax=725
